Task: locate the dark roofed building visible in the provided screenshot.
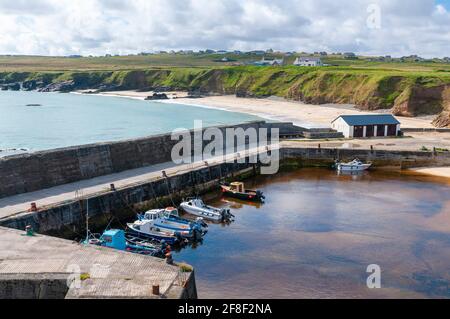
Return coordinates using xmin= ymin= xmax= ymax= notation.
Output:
xmin=331 ymin=114 xmax=401 ymax=138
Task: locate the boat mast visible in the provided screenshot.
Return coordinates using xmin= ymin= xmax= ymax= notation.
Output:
xmin=86 ymin=198 xmax=89 ymax=242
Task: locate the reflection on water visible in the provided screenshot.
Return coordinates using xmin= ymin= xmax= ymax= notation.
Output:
xmin=173 ymin=168 xmax=450 ymax=299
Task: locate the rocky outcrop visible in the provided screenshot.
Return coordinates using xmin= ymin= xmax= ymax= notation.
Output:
xmin=432 ymin=111 xmax=450 ymax=127
xmin=38 ymin=81 xmax=75 ymax=93
xmin=392 ymin=85 xmax=446 ymax=117
xmin=145 ymin=93 xmax=169 ymax=100
xmin=0 ymin=83 xmax=21 ymax=91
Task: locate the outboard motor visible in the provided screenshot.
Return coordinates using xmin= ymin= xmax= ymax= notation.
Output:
xmin=195 ymin=217 xmax=208 ymax=229
xmin=257 ymin=191 xmax=265 ymax=201
xmin=191 ymin=224 xmax=206 ymax=241
xmin=221 ymin=208 xmax=235 ymax=222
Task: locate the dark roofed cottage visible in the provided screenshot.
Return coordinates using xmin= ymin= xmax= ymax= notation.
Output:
xmin=331 ymin=114 xmax=401 ymax=138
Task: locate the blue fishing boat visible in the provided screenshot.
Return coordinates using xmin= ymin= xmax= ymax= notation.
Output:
xmin=85 ymin=229 xmax=167 ymax=257
xmin=126 ymin=220 xmax=181 ymax=245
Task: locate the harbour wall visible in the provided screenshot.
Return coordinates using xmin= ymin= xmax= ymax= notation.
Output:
xmin=0 ymin=160 xmax=258 ymax=237
xmin=280 ymin=147 xmax=450 ymax=170
xmin=0 ymin=121 xmax=303 ymax=199
xmin=2 ymin=146 xmax=450 ymax=237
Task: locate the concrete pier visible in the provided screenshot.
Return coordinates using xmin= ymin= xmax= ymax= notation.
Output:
xmin=0 ymin=226 xmax=197 ymax=299
xmin=1 ymin=142 xmax=450 ymax=236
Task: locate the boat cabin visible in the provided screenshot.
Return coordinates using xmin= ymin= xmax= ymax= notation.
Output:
xmin=143 ymin=208 xmax=180 ymax=220
xmin=100 ymin=229 xmax=127 ymax=250
xmin=144 ymin=211 xmax=160 ymax=221
xmin=230 ymin=182 xmax=245 ymax=193
xmin=186 ymin=198 xmax=206 ymax=207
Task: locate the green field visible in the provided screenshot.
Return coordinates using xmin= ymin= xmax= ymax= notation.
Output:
xmin=1 ymin=53 xmax=449 ymax=127
xmin=1 ymin=53 xmax=450 ymax=73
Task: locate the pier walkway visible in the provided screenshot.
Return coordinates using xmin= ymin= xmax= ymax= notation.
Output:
xmin=0 ymin=145 xmax=275 ymax=221
xmin=0 ymin=226 xmax=195 ymax=299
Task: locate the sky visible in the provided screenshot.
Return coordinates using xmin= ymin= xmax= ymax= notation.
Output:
xmin=0 ymin=0 xmax=449 ymax=58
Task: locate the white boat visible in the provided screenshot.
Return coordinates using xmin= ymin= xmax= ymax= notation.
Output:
xmin=336 ymin=158 xmax=372 ymax=172
xmin=180 ymin=198 xmax=234 ymax=222
xmin=131 ymin=208 xmax=208 ymax=241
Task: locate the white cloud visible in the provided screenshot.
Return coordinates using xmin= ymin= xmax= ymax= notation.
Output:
xmin=0 ymin=0 xmax=448 ymax=57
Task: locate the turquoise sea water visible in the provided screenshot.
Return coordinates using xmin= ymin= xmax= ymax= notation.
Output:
xmin=0 ymin=91 xmax=260 ymax=153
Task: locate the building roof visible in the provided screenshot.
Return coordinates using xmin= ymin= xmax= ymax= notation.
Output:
xmin=333 ymin=114 xmax=401 ymax=126
xmin=296 ymin=57 xmax=322 ymax=62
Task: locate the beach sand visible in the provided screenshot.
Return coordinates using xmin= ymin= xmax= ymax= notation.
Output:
xmin=96 ymin=90 xmax=189 ymax=100
xmin=98 ymin=91 xmax=435 ymax=129
xmin=409 ymin=167 xmax=450 ymax=179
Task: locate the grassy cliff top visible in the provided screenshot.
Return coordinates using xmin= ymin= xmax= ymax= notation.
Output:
xmin=1 ymin=53 xmax=450 ymax=75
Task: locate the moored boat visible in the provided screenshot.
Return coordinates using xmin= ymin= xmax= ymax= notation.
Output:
xmin=133 ymin=208 xmax=208 ymax=241
xmin=220 ymin=182 xmax=265 ymax=203
xmin=126 ymin=220 xmax=181 ymax=244
xmin=180 ymin=198 xmax=234 ymax=222
xmin=336 ymin=158 xmax=372 ymax=172
xmin=85 ymin=229 xmax=166 ymax=257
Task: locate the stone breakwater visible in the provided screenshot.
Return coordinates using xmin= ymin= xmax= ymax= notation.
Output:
xmin=1 ymin=143 xmax=449 ymax=238
xmin=0 ymin=121 xmax=302 ymax=199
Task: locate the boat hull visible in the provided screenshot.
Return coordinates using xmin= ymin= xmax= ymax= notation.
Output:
xmin=126 ymin=226 xmax=179 ymax=245
xmin=221 ymin=187 xmax=265 ymax=203
xmin=180 ymin=204 xmax=223 ymax=222
xmin=337 ymin=164 xmax=372 ymax=172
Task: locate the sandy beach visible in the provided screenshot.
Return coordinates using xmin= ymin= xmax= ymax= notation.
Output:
xmin=98 ymin=91 xmax=436 ymax=129
xmin=409 ymin=167 xmax=450 ymax=179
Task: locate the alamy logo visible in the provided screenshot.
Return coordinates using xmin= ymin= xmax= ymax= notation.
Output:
xmin=171 ymin=121 xmax=280 ymax=175
xmin=366 ymin=264 xmax=382 ymax=289
xmin=367 ymin=4 xmax=382 ymax=29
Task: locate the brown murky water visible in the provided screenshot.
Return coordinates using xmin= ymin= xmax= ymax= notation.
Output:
xmin=173 ymin=169 xmax=450 ymax=299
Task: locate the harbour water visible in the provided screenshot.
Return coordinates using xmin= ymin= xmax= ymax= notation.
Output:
xmin=174 ymin=169 xmax=450 ymax=299
xmin=0 ymin=91 xmax=260 ymax=155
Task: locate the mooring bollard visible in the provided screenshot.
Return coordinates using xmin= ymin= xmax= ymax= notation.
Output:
xmin=166 ymin=252 xmax=174 ymax=265
xmin=29 ymin=203 xmax=38 ymax=212
xmin=25 ymin=225 xmax=34 ymax=237
xmin=152 ymin=285 xmax=160 ymax=296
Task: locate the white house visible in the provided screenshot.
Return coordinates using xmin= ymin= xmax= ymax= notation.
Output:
xmin=254 ymin=57 xmax=284 ymax=66
xmin=293 ymin=57 xmax=323 ymax=67
xmin=331 ymin=114 xmax=401 ymax=138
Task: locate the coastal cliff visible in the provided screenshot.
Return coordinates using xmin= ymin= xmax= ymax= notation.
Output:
xmin=1 ymin=67 xmax=450 ymax=127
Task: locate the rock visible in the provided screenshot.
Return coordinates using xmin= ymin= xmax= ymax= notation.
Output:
xmin=1 ymin=83 xmax=21 ymax=91
xmin=145 ymin=93 xmax=169 ymax=101
xmin=37 ymin=80 xmax=75 ymax=93
xmin=432 ymin=111 xmax=450 ymax=128
xmin=22 ymin=80 xmax=44 ymax=91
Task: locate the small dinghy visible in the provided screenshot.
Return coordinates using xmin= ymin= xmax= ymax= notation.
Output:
xmin=336 ymin=158 xmax=372 ymax=172
xmin=220 ymin=182 xmax=265 ymax=203
xmin=85 ymin=229 xmax=166 ymax=257
xmin=180 ymin=198 xmax=234 ymax=222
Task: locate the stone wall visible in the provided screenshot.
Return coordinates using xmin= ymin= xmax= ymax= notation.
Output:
xmin=0 ymin=160 xmax=257 ymax=236
xmin=0 ymin=274 xmax=69 ymax=299
xmin=0 ymin=121 xmax=300 ymax=199
xmin=281 ymin=147 xmax=450 ymax=169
